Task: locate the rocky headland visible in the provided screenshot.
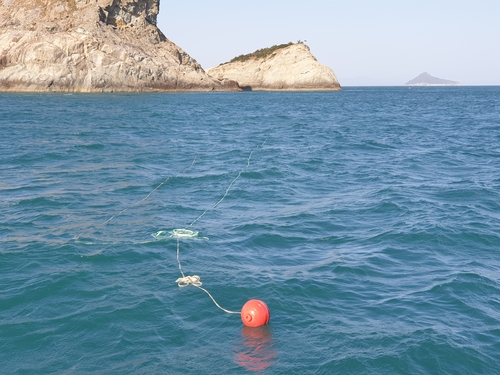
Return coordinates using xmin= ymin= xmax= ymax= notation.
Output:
xmin=406 ymin=72 xmax=460 ymax=86
xmin=0 ymin=0 xmax=238 ymax=92
xmin=207 ymin=43 xmax=341 ymax=91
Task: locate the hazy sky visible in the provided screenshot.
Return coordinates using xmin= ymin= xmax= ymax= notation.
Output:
xmin=157 ymin=0 xmax=500 ymax=86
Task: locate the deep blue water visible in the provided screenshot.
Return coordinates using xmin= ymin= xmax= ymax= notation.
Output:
xmin=1 ymin=87 xmax=500 ymax=374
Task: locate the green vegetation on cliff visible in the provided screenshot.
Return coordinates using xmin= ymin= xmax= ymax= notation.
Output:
xmin=225 ymin=41 xmax=303 ymax=64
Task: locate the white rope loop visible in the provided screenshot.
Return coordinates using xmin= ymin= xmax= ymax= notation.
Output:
xmin=176 ymin=275 xmax=202 ymax=287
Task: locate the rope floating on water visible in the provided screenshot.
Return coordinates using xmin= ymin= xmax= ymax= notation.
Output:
xmin=176 ymin=275 xmax=202 ymax=287
xmin=75 ymin=136 xmax=269 ymax=318
xmin=189 ymin=137 xmax=268 ymax=227
xmin=71 ymin=133 xmax=271 ymax=325
xmin=171 ymin=139 xmax=270 ymax=316
xmin=175 ymin=237 xmax=240 ymax=314
xmin=152 ymin=228 xmax=208 ymax=240
xmin=73 ymin=137 xmax=229 ymax=241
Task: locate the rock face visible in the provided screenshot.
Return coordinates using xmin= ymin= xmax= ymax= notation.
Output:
xmin=207 ymin=43 xmax=341 ymax=91
xmin=406 ymin=72 xmax=460 ymax=86
xmin=0 ymin=0 xmax=237 ymax=92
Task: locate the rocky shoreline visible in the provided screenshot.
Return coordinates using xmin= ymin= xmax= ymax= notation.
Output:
xmin=0 ymin=0 xmax=339 ymax=92
xmin=0 ymin=0 xmax=237 ymax=92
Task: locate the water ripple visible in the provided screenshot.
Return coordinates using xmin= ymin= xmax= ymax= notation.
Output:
xmin=1 ymin=88 xmax=500 ymax=374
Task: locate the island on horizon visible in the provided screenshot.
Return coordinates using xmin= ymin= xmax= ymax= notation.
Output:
xmin=406 ymin=72 xmax=460 ymax=86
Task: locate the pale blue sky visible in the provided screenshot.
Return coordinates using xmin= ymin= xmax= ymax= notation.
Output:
xmin=157 ymin=1 xmax=500 ymax=86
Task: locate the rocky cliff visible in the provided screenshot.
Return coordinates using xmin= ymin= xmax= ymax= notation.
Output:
xmin=207 ymin=43 xmax=341 ymax=91
xmin=0 ymin=0 xmax=237 ymax=92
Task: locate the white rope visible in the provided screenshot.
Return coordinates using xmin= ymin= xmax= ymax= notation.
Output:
xmin=176 ymin=238 xmax=185 ymax=278
xmin=73 ymin=138 xmax=225 ymax=241
xmin=196 ymin=284 xmax=241 ymax=314
xmin=174 ymin=238 xmax=240 ymax=314
xmin=189 ymin=171 xmax=242 ymax=227
xmin=172 ymin=139 xmax=269 ymax=315
xmin=72 ymin=133 xmax=266 ymax=315
xmin=189 ymin=137 xmax=269 ymax=227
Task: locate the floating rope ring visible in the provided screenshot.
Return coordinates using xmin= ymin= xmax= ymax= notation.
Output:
xmin=152 ymin=229 xmax=208 ymax=241
xmin=172 ymin=229 xmax=199 ymax=239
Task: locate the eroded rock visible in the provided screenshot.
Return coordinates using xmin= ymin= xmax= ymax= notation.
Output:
xmin=207 ymin=43 xmax=341 ymax=91
xmin=0 ymin=0 xmax=238 ymax=92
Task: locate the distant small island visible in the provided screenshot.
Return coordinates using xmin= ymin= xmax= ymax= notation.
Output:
xmin=406 ymin=72 xmax=460 ymax=86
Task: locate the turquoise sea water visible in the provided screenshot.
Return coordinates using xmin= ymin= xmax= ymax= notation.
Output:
xmin=1 ymin=87 xmax=500 ymax=374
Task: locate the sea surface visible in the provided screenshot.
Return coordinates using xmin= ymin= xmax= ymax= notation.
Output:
xmin=1 ymin=87 xmax=500 ymax=374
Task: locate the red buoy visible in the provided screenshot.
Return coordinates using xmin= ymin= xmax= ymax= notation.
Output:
xmin=241 ymin=299 xmax=270 ymax=327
